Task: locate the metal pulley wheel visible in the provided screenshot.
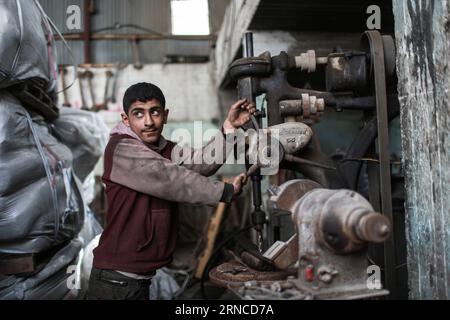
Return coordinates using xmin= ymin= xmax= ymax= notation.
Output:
xmin=229 ymin=52 xmax=272 ymax=80
xmin=361 ymin=33 xmax=397 ymax=83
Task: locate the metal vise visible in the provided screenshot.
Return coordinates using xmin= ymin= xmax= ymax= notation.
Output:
xmin=266 ymin=180 xmax=391 ymax=299
xmin=210 ymin=179 xmax=392 ymax=300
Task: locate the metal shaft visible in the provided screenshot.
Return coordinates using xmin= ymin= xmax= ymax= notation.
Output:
xmin=78 ymin=71 xmax=88 ymax=110
xmin=244 ymin=32 xmax=254 ymax=57
xmin=244 ymin=31 xmax=265 ymax=252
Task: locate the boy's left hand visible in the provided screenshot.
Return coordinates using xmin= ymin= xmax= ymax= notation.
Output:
xmin=223 ymin=99 xmax=257 ymax=133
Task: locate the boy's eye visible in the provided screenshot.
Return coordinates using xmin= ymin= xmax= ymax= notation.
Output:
xmin=133 ymin=111 xmax=144 ymax=118
xmin=150 ymin=109 xmax=161 ymax=116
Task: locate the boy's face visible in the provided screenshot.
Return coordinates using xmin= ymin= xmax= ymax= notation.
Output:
xmin=121 ymin=99 xmax=169 ymax=145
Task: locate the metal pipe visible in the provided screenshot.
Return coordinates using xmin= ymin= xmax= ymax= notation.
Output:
xmin=244 ymin=32 xmax=254 ymax=57
xmin=243 ymin=31 xmax=265 ymax=252
xmin=55 ymin=33 xmax=215 ymax=41
xmin=83 ymin=0 xmax=92 ymax=63
xmin=316 ymin=57 xmax=328 ymax=64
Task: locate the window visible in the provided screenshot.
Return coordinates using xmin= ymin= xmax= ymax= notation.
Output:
xmin=171 ymin=0 xmax=210 ymax=35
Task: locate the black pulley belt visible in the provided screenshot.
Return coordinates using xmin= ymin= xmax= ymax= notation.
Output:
xmin=362 ymin=30 xmax=397 ymax=299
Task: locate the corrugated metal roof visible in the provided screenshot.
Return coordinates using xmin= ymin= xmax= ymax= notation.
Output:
xmin=40 ymin=0 xmax=83 ymax=33
xmin=90 ymin=0 xmax=170 ymax=34
xmin=39 ymin=0 xmax=222 ymax=64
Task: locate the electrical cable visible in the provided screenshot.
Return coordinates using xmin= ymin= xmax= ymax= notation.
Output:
xmin=92 ymin=22 xmax=165 ymax=36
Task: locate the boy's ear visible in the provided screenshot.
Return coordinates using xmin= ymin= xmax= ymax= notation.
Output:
xmin=163 ymin=109 xmax=169 ymax=124
xmin=121 ymin=112 xmax=130 ymax=127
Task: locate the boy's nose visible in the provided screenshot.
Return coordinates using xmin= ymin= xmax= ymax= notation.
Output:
xmin=144 ymin=114 xmax=154 ymax=126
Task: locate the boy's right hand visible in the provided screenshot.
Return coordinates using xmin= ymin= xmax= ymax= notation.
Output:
xmin=231 ymin=173 xmax=248 ymax=198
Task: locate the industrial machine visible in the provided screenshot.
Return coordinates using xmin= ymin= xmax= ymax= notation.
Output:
xmin=208 ymin=30 xmax=403 ymax=299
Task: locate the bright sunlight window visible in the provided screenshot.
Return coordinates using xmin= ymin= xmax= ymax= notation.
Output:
xmin=171 ymin=0 xmax=210 ymax=35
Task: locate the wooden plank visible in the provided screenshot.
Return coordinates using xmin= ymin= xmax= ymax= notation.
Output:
xmin=0 ymin=254 xmax=35 ymax=275
xmin=393 ymin=0 xmax=450 ymax=299
xmin=214 ymin=0 xmax=261 ymax=87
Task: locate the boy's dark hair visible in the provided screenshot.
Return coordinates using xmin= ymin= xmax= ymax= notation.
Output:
xmin=122 ymin=82 xmax=166 ymax=114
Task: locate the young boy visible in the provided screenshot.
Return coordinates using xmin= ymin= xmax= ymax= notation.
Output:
xmin=87 ymin=82 xmax=256 ymax=299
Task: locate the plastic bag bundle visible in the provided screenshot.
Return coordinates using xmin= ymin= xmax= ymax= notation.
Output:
xmin=0 ymin=0 xmax=58 ymax=92
xmin=0 ymin=239 xmax=82 ymax=300
xmin=0 ymin=208 xmax=103 ymax=300
xmin=0 ymin=92 xmax=84 ymax=254
xmin=52 ymin=108 xmax=109 ymax=183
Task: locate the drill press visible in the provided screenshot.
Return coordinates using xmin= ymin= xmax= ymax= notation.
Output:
xmin=239 ymin=32 xmax=266 ymax=252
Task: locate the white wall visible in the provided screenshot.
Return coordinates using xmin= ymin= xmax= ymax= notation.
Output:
xmin=57 ymin=63 xmax=221 ymax=129
xmin=57 ymin=63 xmax=223 ymax=175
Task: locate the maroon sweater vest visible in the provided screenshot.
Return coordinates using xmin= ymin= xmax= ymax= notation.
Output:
xmin=93 ymin=134 xmax=178 ymax=274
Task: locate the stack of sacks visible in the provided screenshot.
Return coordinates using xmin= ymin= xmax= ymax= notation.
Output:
xmin=0 ymin=0 xmax=108 ymax=299
xmin=0 ymin=0 xmax=58 ymax=92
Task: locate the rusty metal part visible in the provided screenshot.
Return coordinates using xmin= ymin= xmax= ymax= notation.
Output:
xmin=213 ymin=182 xmax=391 ymax=299
xmin=317 ymin=265 xmax=339 ymax=284
xmin=268 ymin=179 xmax=322 ymax=212
xmin=239 ymin=32 xmax=266 ymax=253
xmin=110 ymin=63 xmax=125 ymax=104
xmin=93 ymin=70 xmax=113 ymax=112
xmin=228 ymin=43 xmax=395 ymax=127
xmin=60 ymin=68 xmax=71 ymax=107
xmin=286 ymin=187 xmax=391 ymax=298
xmin=332 ymin=95 xmax=398 ymax=111
xmin=294 ymin=50 xmax=317 ymax=73
xmin=235 ymin=234 xmax=273 ymax=265
xmin=84 ymin=70 xmax=96 ymax=109
xmin=91 ymin=70 xmax=113 ymax=112
xmin=99 ymin=69 xmax=113 ymax=110
xmin=258 ymin=51 xmax=334 ymax=126
xmin=57 ymin=33 xmax=215 ymax=41
xmin=292 ymin=189 xmax=391 ymax=254
xmin=236 ymin=279 xmax=312 ymax=300
xmin=83 ymin=0 xmax=93 ymax=63
xmin=233 ymin=277 xmax=388 ymax=300
xmin=77 ymin=71 xmax=88 ymax=110
xmin=355 ymin=212 xmax=391 ymax=243
xmin=209 ymin=261 xmax=296 ymax=288
xmin=268 ymin=122 xmax=313 ymax=154
xmin=130 ymin=36 xmax=143 ymax=69
xmin=244 ymin=126 xmax=333 ymax=180
xmin=104 ymin=70 xmax=113 ymax=103
xmin=361 ymin=34 xmax=397 ymax=82
xmin=279 ymin=96 xmax=325 ymax=124
xmin=325 ymin=52 xmax=367 ymax=94
xmin=263 ymin=234 xmax=299 ymax=270
xmin=229 ymin=50 xmax=335 ymax=126
xmin=231 ymin=54 xmax=338 ymax=184
xmin=267 ymin=179 xmax=322 ymax=251
xmin=229 ymin=52 xmax=272 ymax=79
xmin=240 ymin=251 xmax=275 ymax=271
